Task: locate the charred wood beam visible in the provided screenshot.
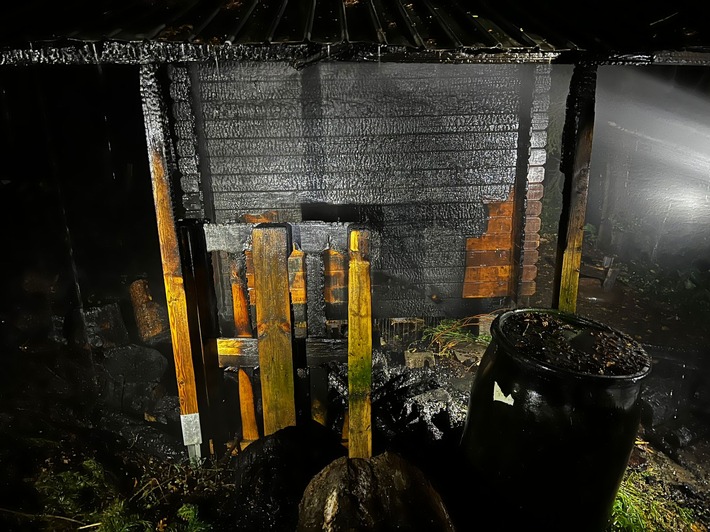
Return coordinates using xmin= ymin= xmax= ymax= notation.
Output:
xmin=554 ymin=63 xmax=598 ymax=313
xmin=140 ymin=63 xmax=203 ymax=462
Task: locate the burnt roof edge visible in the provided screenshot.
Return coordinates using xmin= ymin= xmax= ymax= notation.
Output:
xmin=2 ymin=40 xmax=710 ymax=67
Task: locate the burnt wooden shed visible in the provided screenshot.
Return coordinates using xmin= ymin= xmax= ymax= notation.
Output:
xmin=3 ymin=1 xmax=710 ymax=461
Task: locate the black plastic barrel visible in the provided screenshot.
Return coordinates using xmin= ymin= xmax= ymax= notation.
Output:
xmin=459 ymin=308 xmax=652 ymax=532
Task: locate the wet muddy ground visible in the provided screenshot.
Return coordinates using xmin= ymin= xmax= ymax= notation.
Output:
xmin=0 ymin=233 xmax=709 ymax=530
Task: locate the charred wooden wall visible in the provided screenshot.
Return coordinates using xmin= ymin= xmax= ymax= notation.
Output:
xmin=168 ymin=62 xmax=549 ymax=320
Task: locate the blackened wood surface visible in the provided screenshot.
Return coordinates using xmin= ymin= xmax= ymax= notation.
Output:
xmin=141 ymin=64 xmax=200 ymax=418
xmin=555 ymin=64 xmax=598 ymax=312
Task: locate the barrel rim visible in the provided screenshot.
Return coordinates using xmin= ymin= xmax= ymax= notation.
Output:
xmin=491 ymin=308 xmax=652 ymax=382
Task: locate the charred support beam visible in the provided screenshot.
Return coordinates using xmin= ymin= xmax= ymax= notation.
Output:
xmin=179 ymin=219 xmax=223 ymax=456
xmin=554 ymin=63 xmax=598 ymax=313
xmin=348 ymin=229 xmax=373 ymax=459
xmin=252 ymin=224 xmax=297 ymax=435
xmin=140 ymin=64 xmax=202 ymax=463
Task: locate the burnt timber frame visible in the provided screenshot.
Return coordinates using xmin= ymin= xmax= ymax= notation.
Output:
xmin=140 ymin=64 xmax=203 ymax=462
xmin=95 ymin=44 xmax=702 ymax=458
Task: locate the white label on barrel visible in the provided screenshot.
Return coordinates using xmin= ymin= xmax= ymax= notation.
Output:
xmin=493 ymin=381 xmax=514 ymax=406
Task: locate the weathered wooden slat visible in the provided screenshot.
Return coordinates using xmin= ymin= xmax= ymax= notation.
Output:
xmin=309 ymin=366 xmax=329 ymax=427
xmin=142 ymin=63 xmax=202 ymax=461
xmin=229 ymin=254 xmax=253 ymax=337
xmin=244 ymin=249 xmax=257 ymax=327
xmin=347 ymin=229 xmax=373 ymax=459
xmin=288 ymin=246 xmax=308 ymax=339
xmin=465 ymin=249 xmax=511 ymax=265
xmin=465 ymin=232 xmax=514 ymax=251
xmin=463 ymin=265 xmax=512 ymax=283
xmin=462 ymin=280 xmax=510 ymax=296
xmin=215 ymin=337 xmax=351 ymax=367
xmin=252 ymin=225 xmax=297 ymax=435
xmin=324 ymin=248 xmax=348 ymax=320
xmin=238 ymin=368 xmax=260 ymax=444
xmin=147 ymin=145 xmax=200 ymax=412
xmin=214 ymin=337 xmax=260 ymax=367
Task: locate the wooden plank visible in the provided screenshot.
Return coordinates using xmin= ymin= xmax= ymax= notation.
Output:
xmin=465 ymin=249 xmax=511 ymax=266
xmin=288 ymin=246 xmax=308 ymax=339
xmin=252 ymin=225 xmax=297 ymax=435
xmin=214 ymin=337 xmax=260 ymax=368
xmin=347 ymin=229 xmax=373 ymax=459
xmin=238 ymin=368 xmax=260 ymax=444
xmin=141 ymin=64 xmax=202 ymax=461
xmin=462 ymin=280 xmax=510 ymax=298
xmin=463 ymin=265 xmax=512 ymax=284
xmin=309 ymin=366 xmax=329 ymax=427
xmin=230 ymin=254 xmax=253 ymax=337
xmin=465 ymin=233 xmax=514 ymax=251
xmin=324 ymin=248 xmax=348 ymax=320
xmin=244 ymin=249 xmax=257 ymax=328
xmin=148 ymin=149 xmax=199 ymax=418
xmin=556 ymin=64 xmax=598 ymax=313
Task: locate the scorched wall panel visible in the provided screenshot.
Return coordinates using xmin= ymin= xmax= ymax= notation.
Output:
xmin=174 ymin=61 xmax=537 ymax=318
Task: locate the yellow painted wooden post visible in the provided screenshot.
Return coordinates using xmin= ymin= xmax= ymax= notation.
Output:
xmin=556 ymin=64 xmax=598 ymax=313
xmin=140 ymin=64 xmax=202 ymax=462
xmin=347 ymin=229 xmax=373 ymax=459
xmin=252 ymin=225 xmax=297 ymax=435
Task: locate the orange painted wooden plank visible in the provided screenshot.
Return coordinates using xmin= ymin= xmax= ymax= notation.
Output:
xmin=486 ymin=216 xmax=513 ymax=233
xmin=462 ymin=280 xmax=510 ymax=298
xmin=252 ymin=226 xmax=297 ymax=435
xmin=348 ymin=229 xmax=372 ymax=459
xmin=241 ymin=211 xmax=280 ymax=223
xmin=324 ymin=249 xmax=347 ymax=304
xmin=465 ymin=249 xmax=512 ymax=266
xmin=230 ymin=255 xmax=253 ymax=338
xmin=238 ymin=368 xmax=260 ymax=443
xmin=465 ymin=233 xmax=514 ymax=251
xmin=464 ymin=265 xmax=512 ymax=284
xmin=488 ymin=201 xmax=515 ymax=217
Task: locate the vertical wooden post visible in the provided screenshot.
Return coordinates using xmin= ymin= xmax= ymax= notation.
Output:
xmin=252 ymin=225 xmax=297 ymax=435
xmin=238 ymin=368 xmax=260 ymax=446
xmin=230 ymin=254 xmax=253 ymax=337
xmin=348 ymin=229 xmax=373 ymax=459
xmin=140 ymin=64 xmax=202 ymax=462
xmin=555 ymin=63 xmax=598 ymax=313
xmin=288 ymin=245 xmax=308 ymax=339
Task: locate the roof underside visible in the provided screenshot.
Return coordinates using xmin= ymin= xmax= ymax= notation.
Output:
xmin=2 ymin=0 xmax=710 ymax=66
